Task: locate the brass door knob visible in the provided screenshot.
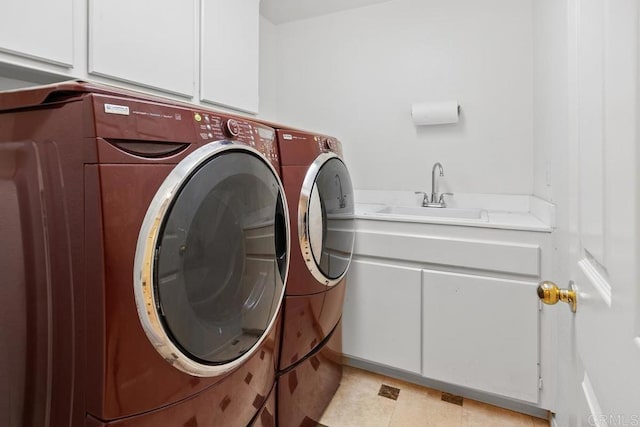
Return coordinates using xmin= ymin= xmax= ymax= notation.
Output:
xmin=537 ymin=281 xmax=577 ymax=313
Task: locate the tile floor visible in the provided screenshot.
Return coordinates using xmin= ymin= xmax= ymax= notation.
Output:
xmin=319 ymin=366 xmax=550 ymax=427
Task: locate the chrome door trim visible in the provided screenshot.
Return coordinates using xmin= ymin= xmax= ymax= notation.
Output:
xmin=298 ymin=152 xmax=354 ymax=287
xmin=133 ymin=141 xmax=290 ymax=377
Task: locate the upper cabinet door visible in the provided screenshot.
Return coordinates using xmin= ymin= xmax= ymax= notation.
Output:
xmin=201 ymin=0 xmax=260 ymax=114
xmin=89 ymin=0 xmax=196 ymax=97
xmin=0 ymin=0 xmax=73 ymax=67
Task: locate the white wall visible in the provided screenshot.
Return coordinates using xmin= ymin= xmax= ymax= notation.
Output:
xmin=265 ymin=0 xmax=534 ymax=194
xmin=533 ymin=1 xmax=570 ymax=205
xmin=258 ymin=16 xmax=279 ymax=122
xmin=0 ymin=63 xmax=67 ymax=91
xmin=0 ymin=77 xmax=37 ymax=91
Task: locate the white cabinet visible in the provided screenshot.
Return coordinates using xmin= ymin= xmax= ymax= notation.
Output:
xmin=343 ymin=260 xmax=422 ymax=374
xmin=200 ymin=0 xmax=260 ymax=113
xmin=88 ymin=0 xmax=196 ymax=97
xmin=422 ymin=270 xmax=540 ymax=403
xmin=0 ymin=0 xmax=74 ymax=66
xmin=1 ymin=0 xmax=263 ymax=113
xmin=344 ymin=217 xmax=554 ymax=409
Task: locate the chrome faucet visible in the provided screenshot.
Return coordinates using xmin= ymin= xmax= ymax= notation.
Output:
xmin=415 ymin=162 xmax=453 ymax=208
xmin=430 ymin=162 xmax=444 ymax=204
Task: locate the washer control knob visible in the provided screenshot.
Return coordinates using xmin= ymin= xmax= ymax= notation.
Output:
xmin=323 ymin=138 xmax=332 ymax=150
xmin=224 ymin=119 xmax=240 ymax=138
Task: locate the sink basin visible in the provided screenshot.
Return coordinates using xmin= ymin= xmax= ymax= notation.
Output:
xmin=374 ymin=205 xmax=488 ymax=220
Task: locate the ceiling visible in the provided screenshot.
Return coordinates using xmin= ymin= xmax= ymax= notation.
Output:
xmin=260 ymin=0 xmax=391 ymax=25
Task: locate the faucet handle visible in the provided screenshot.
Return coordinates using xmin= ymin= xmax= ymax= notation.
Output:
xmin=438 ymin=193 xmax=454 ymax=206
xmin=414 ymin=191 xmax=428 ymax=206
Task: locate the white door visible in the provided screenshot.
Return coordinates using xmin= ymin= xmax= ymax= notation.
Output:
xmin=547 ymin=0 xmax=640 ymax=425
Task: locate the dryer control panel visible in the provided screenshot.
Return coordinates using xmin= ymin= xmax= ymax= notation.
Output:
xmin=276 ymin=129 xmax=343 ymax=166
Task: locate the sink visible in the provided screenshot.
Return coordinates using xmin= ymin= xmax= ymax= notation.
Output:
xmin=374 ymin=205 xmax=488 ymax=220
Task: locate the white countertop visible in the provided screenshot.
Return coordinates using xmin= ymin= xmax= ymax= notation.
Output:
xmin=354 ymin=191 xmax=555 ymax=233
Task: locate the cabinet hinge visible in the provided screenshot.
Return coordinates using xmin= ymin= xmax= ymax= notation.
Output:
xmin=538 ymin=378 xmax=544 ymax=390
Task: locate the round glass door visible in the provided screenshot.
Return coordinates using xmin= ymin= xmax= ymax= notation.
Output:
xmin=299 ymin=153 xmax=355 ymax=286
xmin=134 ymin=142 xmax=289 ymax=377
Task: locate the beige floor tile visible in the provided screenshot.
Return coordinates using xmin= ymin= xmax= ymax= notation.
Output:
xmin=341 ymin=365 xmax=387 ymax=390
xmin=321 ymin=367 xmax=540 ymax=427
xmin=462 ymin=399 xmax=534 ymax=427
xmin=532 ymin=415 xmax=550 ymax=426
xmin=389 ymin=382 xmax=462 ymax=427
xmin=320 ymin=366 xmax=395 ymax=427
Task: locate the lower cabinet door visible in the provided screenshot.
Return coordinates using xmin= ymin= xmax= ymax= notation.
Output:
xmin=343 ymin=260 xmax=422 ymax=374
xmin=422 ymin=269 xmax=540 ymax=403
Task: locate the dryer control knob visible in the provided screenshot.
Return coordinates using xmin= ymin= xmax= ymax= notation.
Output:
xmin=223 ymin=119 xmax=240 ymax=138
xmin=323 ymin=138 xmax=332 ymax=150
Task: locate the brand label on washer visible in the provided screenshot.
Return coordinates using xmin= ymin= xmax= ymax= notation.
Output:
xmin=104 ymin=103 xmax=130 ymax=116
xmin=283 ymin=134 xmax=293 ymax=140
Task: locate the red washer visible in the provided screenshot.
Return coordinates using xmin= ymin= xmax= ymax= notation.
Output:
xmin=0 ymin=82 xmax=289 ymax=426
xmin=273 ymin=128 xmax=355 ymax=426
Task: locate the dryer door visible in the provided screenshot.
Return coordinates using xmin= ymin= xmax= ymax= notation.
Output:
xmin=134 ymin=142 xmax=289 ymax=377
xmin=299 ymin=153 xmax=355 ymax=287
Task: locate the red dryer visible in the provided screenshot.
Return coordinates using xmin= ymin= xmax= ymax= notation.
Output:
xmin=274 ymin=129 xmax=355 ymax=426
xmin=0 ymin=82 xmax=289 ymax=426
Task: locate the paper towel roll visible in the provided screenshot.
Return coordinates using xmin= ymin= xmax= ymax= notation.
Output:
xmin=411 ymin=100 xmax=460 ymax=126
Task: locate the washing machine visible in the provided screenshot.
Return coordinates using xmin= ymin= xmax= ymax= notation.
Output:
xmin=0 ymin=81 xmax=288 ymax=426
xmin=273 ymin=129 xmax=355 ymax=426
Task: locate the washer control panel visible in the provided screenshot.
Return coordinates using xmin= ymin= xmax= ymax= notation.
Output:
xmin=90 ymin=93 xmax=278 ymax=167
xmin=192 ymin=111 xmax=279 ymax=167
xmin=89 ymin=93 xmax=278 ymax=168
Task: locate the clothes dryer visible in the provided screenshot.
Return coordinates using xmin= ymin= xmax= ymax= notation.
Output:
xmin=0 ymin=82 xmax=288 ymax=426
xmin=274 ymin=129 xmax=355 ymax=426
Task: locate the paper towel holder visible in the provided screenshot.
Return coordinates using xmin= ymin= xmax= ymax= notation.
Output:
xmin=411 ymin=101 xmax=461 ymax=126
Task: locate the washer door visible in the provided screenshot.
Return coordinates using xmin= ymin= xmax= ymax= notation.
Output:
xmin=299 ymin=153 xmax=355 ymax=286
xmin=134 ymin=142 xmax=289 ymax=377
